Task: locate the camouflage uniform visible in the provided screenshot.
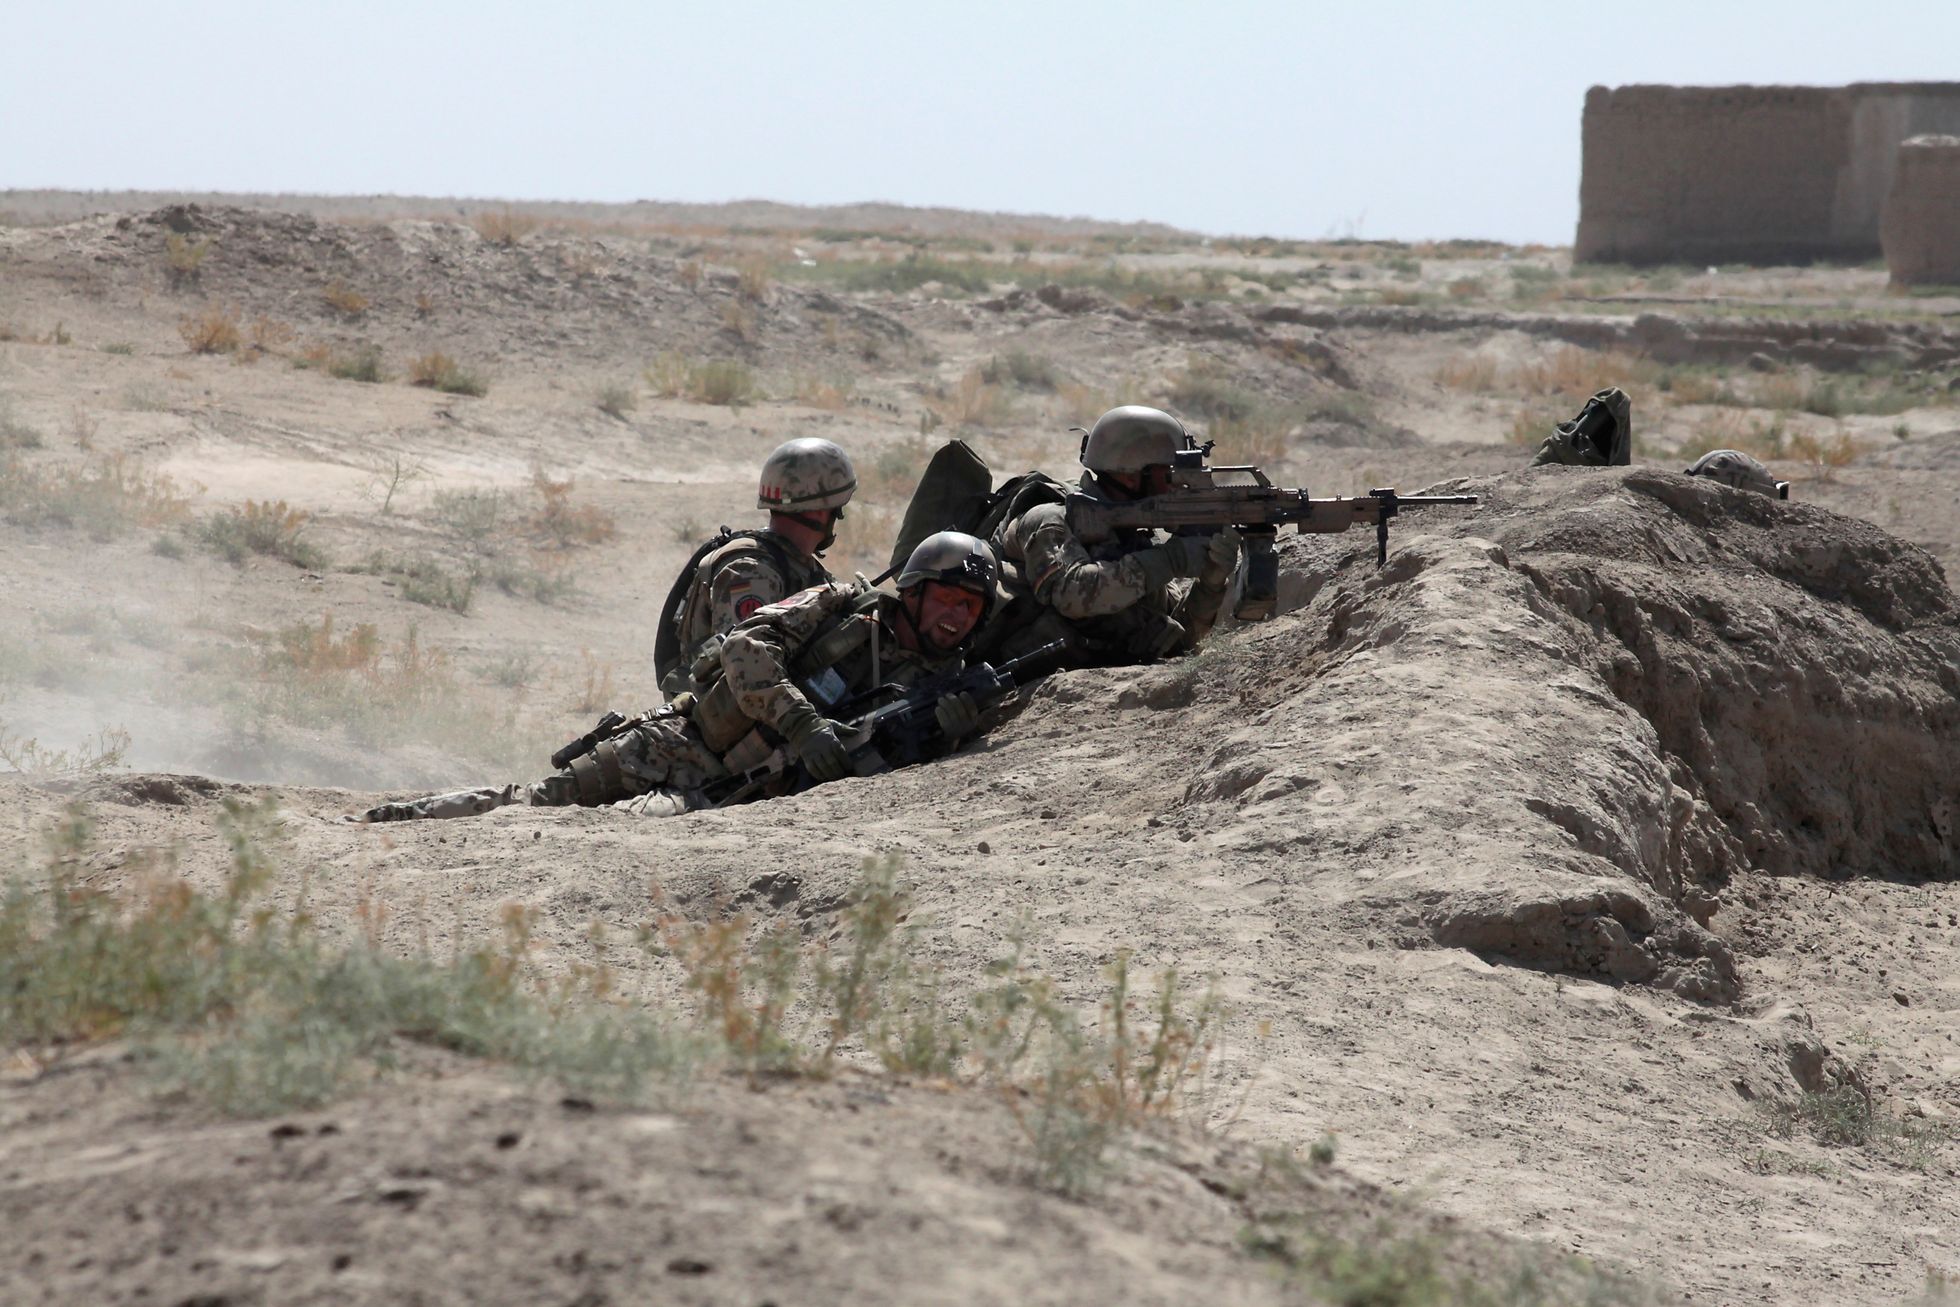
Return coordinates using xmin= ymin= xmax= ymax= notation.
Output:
xmin=980 ymin=474 xmax=1232 ymax=665
xmin=657 ymin=436 xmax=857 ymax=699
xmin=662 ymin=532 xmax=830 ymax=697
xmin=359 ymin=581 xmax=963 ymax=823
xmin=1684 ymin=449 xmax=1789 ymax=499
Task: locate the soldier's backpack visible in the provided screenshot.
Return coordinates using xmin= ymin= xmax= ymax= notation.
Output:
xmin=652 ymin=527 xmax=797 ymax=691
xmin=886 ymin=439 xmax=1069 ymax=576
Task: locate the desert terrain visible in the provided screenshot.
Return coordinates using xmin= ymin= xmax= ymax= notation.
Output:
xmin=1 ymin=192 xmax=1957 ymax=1306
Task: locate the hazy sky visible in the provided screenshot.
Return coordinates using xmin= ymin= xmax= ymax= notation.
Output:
xmin=7 ymin=1 xmax=1957 ymax=244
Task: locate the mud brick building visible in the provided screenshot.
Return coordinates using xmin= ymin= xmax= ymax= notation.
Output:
xmin=1575 ymin=83 xmax=1960 ymax=265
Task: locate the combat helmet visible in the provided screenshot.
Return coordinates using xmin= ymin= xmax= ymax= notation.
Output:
xmin=1079 ymin=405 xmax=1195 ymax=473
xmin=895 ymin=530 xmax=999 ymax=623
xmin=758 ymin=438 xmax=857 ymax=512
xmin=1684 ymin=448 xmax=1789 ymax=500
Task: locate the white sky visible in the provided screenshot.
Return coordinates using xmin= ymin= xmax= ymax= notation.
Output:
xmin=6 ymin=0 xmax=1957 ymax=244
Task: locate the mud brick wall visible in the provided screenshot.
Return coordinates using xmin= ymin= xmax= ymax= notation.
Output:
xmin=1882 ymin=136 xmax=1960 ymax=286
xmin=1575 ymin=83 xmax=1960 ymax=265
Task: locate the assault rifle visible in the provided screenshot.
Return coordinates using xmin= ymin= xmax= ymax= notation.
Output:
xmin=1065 ymin=450 xmax=1478 ymax=620
xmin=703 ymin=640 xmax=1065 ymax=809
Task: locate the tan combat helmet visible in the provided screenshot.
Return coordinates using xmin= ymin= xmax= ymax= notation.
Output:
xmin=1079 ymin=406 xmax=1195 ymax=473
xmin=1684 ymin=448 xmax=1789 ymax=500
xmin=895 ymin=530 xmax=1000 ymax=622
xmin=758 ymin=438 xmax=857 ymax=512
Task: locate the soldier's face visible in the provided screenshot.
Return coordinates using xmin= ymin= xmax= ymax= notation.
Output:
xmin=1104 ymin=466 xmax=1175 ymax=499
xmin=907 ymin=582 xmax=985 ymax=651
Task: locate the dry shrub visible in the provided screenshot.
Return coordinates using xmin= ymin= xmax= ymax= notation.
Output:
xmin=1659 ymin=370 xmax=1726 ymax=405
xmin=322 ymin=280 xmax=369 ymax=318
xmin=645 ymin=355 xmax=756 ymax=407
xmin=1434 ymin=355 xmax=1500 ymax=393
xmin=0 ymin=802 xmax=690 ymax=1112
xmin=944 ymin=367 xmax=1013 ymax=429
xmin=1677 ymin=410 xmax=1789 ymax=462
xmin=737 ymin=257 xmax=772 ymax=302
xmin=327 ymin=346 xmax=386 ymax=383
xmin=0 ymin=725 xmax=131 ymax=776
xmin=474 ymin=207 xmax=540 ymax=246
xmin=793 ymin=374 xmax=853 ymax=410
xmin=567 ymin=650 xmax=616 ymax=714
xmin=0 ymin=452 xmax=192 ymax=538
xmin=178 ymin=305 xmax=242 ymax=354
xmin=1789 ymin=429 xmax=1861 ymax=480
xmin=526 ymin=469 xmax=617 ymax=547
xmin=408 ymin=351 xmax=487 ymax=396
xmin=1210 ymin=411 xmax=1293 ymax=470
xmin=595 ymin=382 xmax=637 ymax=419
xmin=194 ymin=499 xmax=327 ymax=569
xmin=722 ymin=301 xmax=759 ymax=345
xmin=1512 ymin=345 xmax=1660 ymax=399
xmin=1507 ymin=409 xmax=1549 ymax=447
xmin=247 ymin=315 xmax=295 ymax=357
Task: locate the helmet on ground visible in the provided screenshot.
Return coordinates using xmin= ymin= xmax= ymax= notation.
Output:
xmin=1080 ymin=406 xmax=1194 ymax=473
xmin=1684 ymin=448 xmax=1789 ymax=500
xmin=895 ymin=530 xmax=999 ymax=620
xmin=758 ymin=438 xmax=857 ymax=512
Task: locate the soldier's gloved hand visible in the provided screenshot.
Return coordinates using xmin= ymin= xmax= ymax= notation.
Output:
xmin=1133 ymin=535 xmax=1210 ymax=589
xmin=934 ymin=691 xmax=982 ymax=739
xmin=1199 ymin=527 xmax=1241 ymax=590
xmin=780 ymin=704 xmax=850 ymax=782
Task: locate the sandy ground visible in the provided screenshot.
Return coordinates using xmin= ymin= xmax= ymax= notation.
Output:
xmin=2 ymin=196 xmax=1958 ymax=1306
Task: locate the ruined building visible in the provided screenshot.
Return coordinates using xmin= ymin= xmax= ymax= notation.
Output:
xmin=1881 ymin=135 xmax=1960 ymax=286
xmin=1574 ymin=83 xmax=1960 ymax=265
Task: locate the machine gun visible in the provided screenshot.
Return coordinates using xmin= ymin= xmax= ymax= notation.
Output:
xmin=703 ymin=640 xmax=1065 ymax=809
xmin=1065 ymin=450 xmax=1478 ymax=619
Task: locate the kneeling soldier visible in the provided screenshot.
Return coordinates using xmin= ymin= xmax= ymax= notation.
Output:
xmin=352 ymin=531 xmax=1000 ymax=823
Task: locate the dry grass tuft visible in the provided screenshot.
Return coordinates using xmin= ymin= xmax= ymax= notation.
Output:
xmin=526 ymin=469 xmax=617 ymax=547
xmin=1677 ymin=410 xmax=1790 ymax=462
xmin=645 ymin=354 xmax=757 ymax=407
xmin=0 ymin=453 xmax=192 ymax=539
xmin=194 ymin=499 xmax=327 ymax=569
xmin=474 ymin=208 xmax=540 ymax=246
xmin=737 ymin=257 xmax=772 ymax=302
xmin=178 ymin=305 xmax=243 ymax=355
xmin=1434 ymin=355 xmax=1501 ymax=393
xmin=322 ymin=280 xmax=370 ymax=318
xmin=408 ymin=351 xmax=487 ymax=396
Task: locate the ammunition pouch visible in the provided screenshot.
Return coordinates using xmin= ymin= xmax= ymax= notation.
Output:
xmin=568 ymin=738 xmax=632 ymax=806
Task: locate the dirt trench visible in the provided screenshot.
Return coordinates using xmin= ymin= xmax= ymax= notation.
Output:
xmin=1166 ymin=466 xmax=1957 ymax=999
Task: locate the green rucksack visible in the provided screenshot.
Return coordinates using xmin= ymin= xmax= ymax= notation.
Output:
xmin=885 ymin=439 xmax=1068 ymax=577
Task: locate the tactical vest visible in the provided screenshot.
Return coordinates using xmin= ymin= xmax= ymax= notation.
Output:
xmin=687 ymin=587 xmax=892 ymax=771
xmin=654 ymin=528 xmax=823 ymax=697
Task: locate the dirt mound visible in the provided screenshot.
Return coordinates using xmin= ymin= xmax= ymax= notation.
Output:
xmin=3 ymin=204 xmax=913 ymax=368
xmin=1169 ymin=467 xmax=1955 ymax=999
